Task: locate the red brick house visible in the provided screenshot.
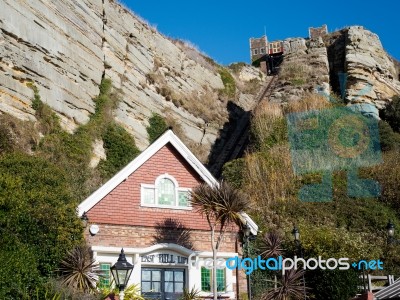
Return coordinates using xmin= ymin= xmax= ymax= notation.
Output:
xmin=78 ymin=130 xmax=258 ymax=300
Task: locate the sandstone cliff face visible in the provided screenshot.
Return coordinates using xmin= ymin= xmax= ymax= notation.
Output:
xmin=269 ymin=36 xmax=330 ymax=104
xmin=0 ymin=0 xmax=261 ymax=153
xmin=269 ymin=26 xmax=400 ymax=118
xmin=344 ymin=26 xmax=400 ymax=116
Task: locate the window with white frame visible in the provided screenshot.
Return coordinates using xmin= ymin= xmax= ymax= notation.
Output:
xmin=141 ymin=174 xmax=191 ymax=208
xmin=253 ymin=49 xmax=258 ymax=55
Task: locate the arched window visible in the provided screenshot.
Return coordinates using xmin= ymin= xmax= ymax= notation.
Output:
xmin=157 ymin=178 xmax=175 ymax=205
xmin=141 ymin=174 xmax=191 ymax=209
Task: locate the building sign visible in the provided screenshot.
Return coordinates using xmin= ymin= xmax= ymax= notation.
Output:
xmin=141 ymin=252 xmax=188 ymax=265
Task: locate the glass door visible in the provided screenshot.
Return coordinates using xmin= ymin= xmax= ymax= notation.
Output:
xmin=142 ymin=268 xmax=185 ymax=300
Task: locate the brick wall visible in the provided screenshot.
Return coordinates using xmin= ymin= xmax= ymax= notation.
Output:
xmin=85 ymin=223 xmax=239 ymax=253
xmin=250 ymin=36 xmax=268 ymax=61
xmin=86 ymin=142 xmax=241 ymax=250
xmin=87 ymin=143 xmax=239 ymax=234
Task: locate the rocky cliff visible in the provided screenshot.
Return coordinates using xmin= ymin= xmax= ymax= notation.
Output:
xmin=0 ymin=0 xmax=262 ymax=157
xmin=269 ymin=26 xmax=400 ymax=118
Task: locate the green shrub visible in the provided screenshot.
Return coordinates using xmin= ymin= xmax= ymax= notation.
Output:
xmin=0 ymin=122 xmax=13 ymax=154
xmin=38 ymin=130 xmax=92 ymax=197
xmin=0 ymin=243 xmax=41 ymax=299
xmin=99 ymin=123 xmax=140 ymax=178
xmin=0 ymin=153 xmax=83 ymax=297
xmin=147 ymin=113 xmax=168 ymax=143
xmin=228 ymin=62 xmax=246 ymax=74
xmin=222 ymin=158 xmax=245 ymax=189
xmin=27 ymin=83 xmax=61 ymax=134
xmin=250 ymin=113 xmax=288 ymax=151
xmin=306 ymin=269 xmax=359 ymax=300
xmin=378 ymin=120 xmax=400 ymax=151
xmin=27 ymin=82 xmax=42 ymax=111
xmin=218 ymin=68 xmax=236 ymax=99
xmin=382 ymin=96 xmax=400 ymax=132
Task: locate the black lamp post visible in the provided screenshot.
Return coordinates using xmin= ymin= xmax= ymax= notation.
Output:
xmin=386 ymin=220 xmax=400 ymax=245
xmin=111 ymin=249 xmax=134 ymax=299
xmin=292 ymin=226 xmax=300 ymax=246
xmin=80 ymin=211 xmax=89 ymax=228
xmin=291 ymin=226 xmax=306 ymax=300
xmin=243 ymin=223 xmax=253 ymax=300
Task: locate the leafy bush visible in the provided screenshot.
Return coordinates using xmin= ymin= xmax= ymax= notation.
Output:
xmin=228 ymin=62 xmax=246 ymax=74
xmin=378 ymin=120 xmax=400 ymax=151
xmin=381 ymin=95 xmax=400 ymax=132
xmin=147 ymin=113 xmax=168 ymax=143
xmin=306 ymin=269 xmax=359 ymax=300
xmin=0 ymin=243 xmax=42 ymax=299
xmin=27 ymin=82 xmax=42 ymax=111
xmin=222 ymin=158 xmax=245 ymax=189
xmin=27 ymin=83 xmax=61 ymax=135
xmin=0 ymin=114 xmax=38 ymax=155
xmin=0 ymin=153 xmax=83 ymax=297
xmin=218 ymin=68 xmax=236 ymax=99
xmin=279 ymin=63 xmax=310 ymax=86
xmin=38 ymin=130 xmax=92 ymax=196
xmin=0 ymin=121 xmax=13 ymax=154
xmin=366 ymin=151 xmax=400 ymax=216
xmin=99 ymin=123 xmax=140 ymax=178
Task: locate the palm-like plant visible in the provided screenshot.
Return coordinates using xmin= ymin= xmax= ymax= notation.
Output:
xmin=191 ymin=180 xmax=250 ymax=300
xmin=180 ymin=287 xmax=201 ymax=300
xmin=260 ymin=231 xmax=284 ymax=290
xmin=57 ymin=244 xmax=101 ymax=293
xmin=123 ymin=283 xmax=144 ymax=300
xmin=260 ymin=231 xmax=284 ymax=258
xmin=261 ymin=268 xmax=307 ymax=300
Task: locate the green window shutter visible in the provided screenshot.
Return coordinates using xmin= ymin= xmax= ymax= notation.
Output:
xmin=216 ymin=269 xmax=225 ymax=292
xmin=99 ymin=263 xmax=111 ymax=288
xmin=201 ymin=267 xmax=211 ymax=292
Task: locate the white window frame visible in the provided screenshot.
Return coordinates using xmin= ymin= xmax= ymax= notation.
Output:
xmin=253 ymin=49 xmax=258 ymax=55
xmin=141 ymin=173 xmax=192 ymax=210
xmin=260 ymin=48 xmax=265 ymax=54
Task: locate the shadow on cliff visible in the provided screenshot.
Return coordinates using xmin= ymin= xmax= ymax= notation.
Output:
xmin=206 ymin=101 xmax=250 ymax=178
xmin=153 ymin=218 xmax=193 ymax=250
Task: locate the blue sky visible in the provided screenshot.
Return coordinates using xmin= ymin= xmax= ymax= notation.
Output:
xmin=121 ymin=0 xmax=399 ymax=65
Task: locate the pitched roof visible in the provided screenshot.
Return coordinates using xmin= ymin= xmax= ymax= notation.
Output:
xmin=77 ymin=129 xmax=258 ymax=235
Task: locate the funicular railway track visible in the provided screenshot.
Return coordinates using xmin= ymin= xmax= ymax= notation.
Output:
xmin=209 ymin=75 xmax=278 ymax=177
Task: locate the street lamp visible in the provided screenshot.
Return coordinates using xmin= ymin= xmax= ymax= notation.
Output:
xmin=243 ymin=223 xmax=254 ymax=300
xmin=111 ymin=249 xmax=134 ymax=299
xmin=386 ymin=220 xmax=400 ymax=245
xmin=291 ymin=226 xmax=306 ymax=300
xmin=291 ymin=226 xmax=300 ymax=245
xmin=80 ymin=211 xmax=89 ymax=228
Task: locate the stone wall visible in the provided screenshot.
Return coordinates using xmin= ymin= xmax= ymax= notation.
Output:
xmin=309 ymin=25 xmax=328 ymax=39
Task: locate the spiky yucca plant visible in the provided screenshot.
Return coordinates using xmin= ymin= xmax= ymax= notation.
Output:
xmin=191 ymin=180 xmax=250 ymax=300
xmin=100 ymin=283 xmax=144 ymax=300
xmin=261 ymin=268 xmax=307 ymax=300
xmin=123 ymin=283 xmax=144 ymax=300
xmin=260 ymin=231 xmax=284 ymax=258
xmin=260 ymin=231 xmax=284 ymax=290
xmin=180 ymin=287 xmax=201 ymax=300
xmin=58 ymin=244 xmax=101 ymax=293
